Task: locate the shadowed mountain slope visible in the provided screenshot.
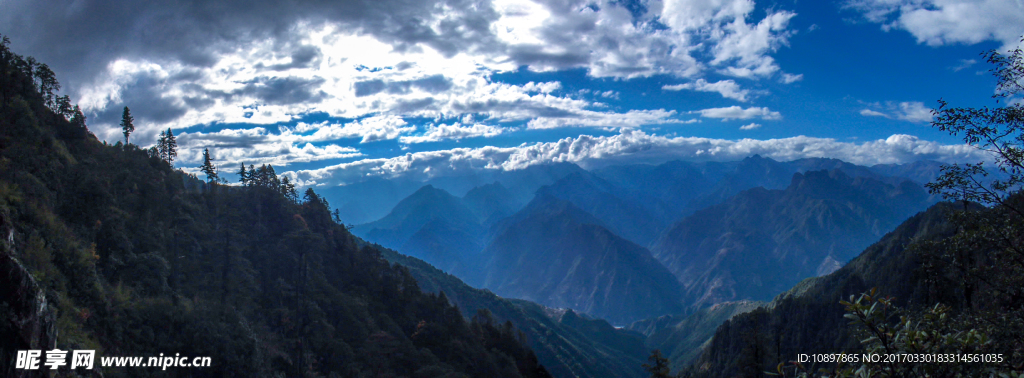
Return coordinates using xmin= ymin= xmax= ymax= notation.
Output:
xmin=686 ymin=202 xmax=963 ymax=377
xmin=652 ymin=169 xmax=933 ymax=308
xmin=482 ymin=193 xmax=684 ymax=325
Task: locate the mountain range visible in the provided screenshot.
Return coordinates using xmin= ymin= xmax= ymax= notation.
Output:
xmin=651 ymin=168 xmax=934 ymax=308
xmin=685 ymin=202 xmax=963 ymax=377
xmin=351 ymin=154 xmax=942 ymax=328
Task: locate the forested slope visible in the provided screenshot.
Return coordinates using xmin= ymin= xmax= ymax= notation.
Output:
xmin=0 ymin=35 xmax=550 ymax=378
xmin=685 ymin=203 xmax=963 ymax=377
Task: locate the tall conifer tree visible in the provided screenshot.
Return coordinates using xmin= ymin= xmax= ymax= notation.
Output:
xmin=120 ymin=106 xmax=134 ymax=144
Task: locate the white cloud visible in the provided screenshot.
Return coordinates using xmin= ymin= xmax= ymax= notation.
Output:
xmin=844 ymin=0 xmax=1024 ymax=49
xmin=399 ymin=122 xmax=506 ymax=144
xmin=27 ymin=0 xmax=804 ymax=141
xmin=175 ymin=127 xmax=363 ymax=167
xmin=859 ymin=101 xmax=934 ymax=122
xmin=951 ymin=58 xmax=977 ymax=72
xmin=895 ymin=101 xmax=934 ymax=122
xmin=521 ymin=81 xmax=562 ymax=93
xmin=525 ymin=109 xmax=683 ymax=129
xmin=662 ymin=79 xmax=752 ymax=102
xmin=860 ymin=109 xmax=889 ymax=118
xmin=697 ymin=106 xmax=781 ymax=121
xmin=709 ymin=9 xmax=797 ymax=78
xmin=739 ymin=123 xmax=762 ymax=130
xmin=780 ymin=73 xmax=803 ymax=84
xmin=285 ymin=129 xmax=986 ymax=186
xmin=297 ymin=115 xmax=416 ymax=143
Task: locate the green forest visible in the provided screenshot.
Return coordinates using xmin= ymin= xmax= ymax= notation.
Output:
xmin=0 ymin=34 xmax=551 ymax=377
xmin=662 ymin=41 xmax=1024 ymax=378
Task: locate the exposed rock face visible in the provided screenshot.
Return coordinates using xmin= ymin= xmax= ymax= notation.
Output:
xmin=1 ymin=211 xmax=57 ymax=378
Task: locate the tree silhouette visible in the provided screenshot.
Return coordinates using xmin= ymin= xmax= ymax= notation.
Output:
xmin=238 ymin=163 xmax=249 ymax=186
xmin=120 ymin=106 xmax=134 ymax=144
xmin=643 ymin=350 xmax=672 ymax=378
xmin=158 ymin=128 xmax=177 ymax=165
xmin=200 ymin=148 xmax=218 ymax=183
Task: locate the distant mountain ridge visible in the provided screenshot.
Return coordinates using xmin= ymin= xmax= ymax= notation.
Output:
xmin=324 ymin=163 xmax=585 ymax=224
xmin=686 ymin=202 xmax=964 ymax=377
xmin=482 ymin=193 xmax=685 ymax=324
xmin=652 ymin=169 xmax=934 ymax=308
xmin=353 ymin=155 xmax=944 ymax=330
xmin=378 ymin=244 xmax=651 ymax=378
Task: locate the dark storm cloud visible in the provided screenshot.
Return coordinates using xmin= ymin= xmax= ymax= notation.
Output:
xmin=237 ymin=76 xmax=328 ymax=105
xmin=506 ymin=46 xmax=591 ymax=68
xmin=0 ymin=0 xmax=502 ymax=97
xmin=392 ymin=97 xmax=437 ymax=113
xmin=259 ymin=45 xmax=324 ymax=71
xmin=451 ymin=98 xmax=576 ymax=118
xmin=354 ymin=80 xmax=387 ymax=97
xmin=92 ymin=72 xmax=189 ymax=126
xmin=354 ymin=74 xmax=454 ymax=97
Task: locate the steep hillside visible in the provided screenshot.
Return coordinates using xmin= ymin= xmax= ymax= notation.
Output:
xmin=324 ymin=163 xmax=583 ymax=225
xmin=0 ymin=40 xmax=550 ymax=378
xmin=380 ymin=246 xmax=651 ymax=378
xmin=652 ymin=169 xmax=933 ymax=308
xmin=541 ymin=172 xmax=667 ymax=246
xmin=686 ymin=203 xmax=961 ymax=377
xmin=351 ymin=185 xmax=486 ymax=280
xmin=462 ymin=181 xmax=523 ymax=227
xmin=629 ymin=300 xmax=763 ymax=371
xmin=482 ymin=193 xmax=684 ymax=324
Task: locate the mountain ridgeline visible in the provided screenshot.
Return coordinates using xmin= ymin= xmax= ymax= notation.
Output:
xmin=685 ymin=202 xmax=964 ymax=377
xmin=0 ymin=40 xmax=551 ymax=377
xmin=482 ymin=193 xmax=684 ymax=325
xmin=652 ymin=169 xmax=934 ymax=308
xmin=353 ymin=154 xmax=940 ymax=327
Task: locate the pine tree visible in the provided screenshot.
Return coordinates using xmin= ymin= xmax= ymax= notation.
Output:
xmin=158 ymin=130 xmax=168 ymax=160
xmin=34 ymin=62 xmax=59 ymax=110
xmin=238 ymin=163 xmax=249 ymax=186
xmin=160 ymin=128 xmax=177 ymax=165
xmin=200 ymin=148 xmax=218 ymax=183
xmin=642 ymin=350 xmax=672 ymax=378
xmin=70 ymin=105 xmax=87 ymax=129
xmin=55 ymin=95 xmax=72 ymax=119
xmin=281 ymin=176 xmax=297 ymax=201
xmin=120 ymin=106 xmax=134 ymax=144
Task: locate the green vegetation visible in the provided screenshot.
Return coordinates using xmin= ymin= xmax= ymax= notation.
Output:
xmin=673 ymin=39 xmax=1024 ymax=378
xmin=0 ymin=34 xmax=550 ymax=377
xmin=380 ymin=243 xmax=652 ymax=377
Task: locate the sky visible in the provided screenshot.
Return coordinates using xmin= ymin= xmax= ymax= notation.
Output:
xmin=2 ymin=0 xmax=1022 ymax=186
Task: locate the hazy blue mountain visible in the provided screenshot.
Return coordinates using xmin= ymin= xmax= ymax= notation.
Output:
xmin=789 ymin=157 xmax=885 ymax=179
xmin=593 ymin=160 xmax=714 ymax=220
xmin=682 ymin=155 xmax=797 ymax=214
xmin=399 ymin=218 xmax=486 ymax=284
xmin=462 ymin=181 xmax=523 ymax=227
xmin=323 ymin=163 xmax=584 ymax=226
xmin=687 ymin=203 xmax=963 ymax=377
xmin=352 ymin=185 xmax=482 ymax=255
xmin=629 ymin=300 xmax=763 ymax=371
xmin=379 ymin=245 xmax=650 ymax=378
xmin=652 ymin=169 xmax=933 ymax=309
xmin=482 ymin=193 xmax=684 ymax=325
xmin=870 ymin=160 xmax=945 ymax=184
xmin=540 ymin=171 xmax=668 ymax=246
xmin=318 ymin=177 xmax=425 ymax=225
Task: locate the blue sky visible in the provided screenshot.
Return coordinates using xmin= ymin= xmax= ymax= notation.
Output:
xmin=3 ymin=0 xmax=1021 ymax=186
